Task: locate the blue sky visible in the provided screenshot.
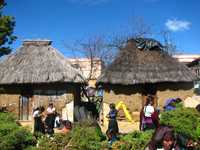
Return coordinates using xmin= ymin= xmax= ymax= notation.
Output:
xmin=4 ymin=0 xmax=200 ymax=56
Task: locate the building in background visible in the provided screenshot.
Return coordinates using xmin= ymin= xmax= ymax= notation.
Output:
xmin=187 ymin=57 xmax=200 ymax=78
xmin=187 ymin=58 xmax=200 ymax=95
xmin=68 ymin=58 xmax=104 ymax=87
xmin=173 ymin=54 xmax=200 ymax=65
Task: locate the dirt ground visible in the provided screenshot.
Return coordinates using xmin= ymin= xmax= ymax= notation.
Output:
xmin=20 ymin=109 xmax=141 ymax=134
xmin=100 ymin=102 xmax=140 ymax=133
xmin=100 ymin=120 xmax=140 ymax=134
xmin=21 ymin=120 xmax=140 ymax=134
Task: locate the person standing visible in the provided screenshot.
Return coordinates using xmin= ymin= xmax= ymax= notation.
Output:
xmin=141 ymin=95 xmax=155 ymax=131
xmin=45 ymin=103 xmax=56 ymax=136
xmin=106 ymin=103 xmax=119 ymax=145
xmin=33 ymin=106 xmax=45 ymax=134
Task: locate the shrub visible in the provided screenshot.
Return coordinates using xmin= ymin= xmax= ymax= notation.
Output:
xmin=0 ymin=112 xmax=17 ymax=123
xmin=112 ymin=130 xmax=154 ymax=150
xmin=65 ymin=120 xmax=107 ymax=150
xmin=69 ymin=126 xmax=102 ymax=150
xmin=37 ymin=120 xmax=108 ymax=150
xmin=0 ymin=122 xmax=19 ymax=137
xmin=0 ymin=112 xmax=36 ymax=150
xmin=37 ymin=133 xmax=72 ymax=150
xmin=160 ymin=108 xmax=200 ymax=140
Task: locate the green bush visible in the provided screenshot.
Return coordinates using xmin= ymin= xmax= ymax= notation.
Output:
xmin=0 ymin=112 xmax=36 ymax=150
xmin=63 ymin=120 xmax=107 ymax=150
xmin=112 ymin=130 xmax=154 ymax=150
xmin=37 ymin=120 xmax=108 ymax=150
xmin=0 ymin=123 xmax=19 ymax=137
xmin=36 ymin=133 xmax=72 ymax=150
xmin=160 ymin=108 xmax=200 ymax=140
xmin=69 ymin=126 xmax=102 ymax=150
xmin=0 ymin=112 xmax=17 ymax=123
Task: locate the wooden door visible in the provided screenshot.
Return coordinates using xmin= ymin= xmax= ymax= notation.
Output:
xmin=19 ymin=96 xmax=29 ymax=120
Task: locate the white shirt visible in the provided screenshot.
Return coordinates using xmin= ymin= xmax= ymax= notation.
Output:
xmin=47 ymin=107 xmax=55 ymax=113
xmin=143 ymin=105 xmax=154 ymax=117
xmin=157 ymin=148 xmax=175 ymax=150
xmin=54 ymin=116 xmax=60 ymax=128
xmin=33 ymin=110 xmax=40 ymax=118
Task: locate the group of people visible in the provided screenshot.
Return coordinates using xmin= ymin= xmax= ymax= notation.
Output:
xmin=105 ymin=97 xmax=159 ymax=146
xmin=141 ymin=95 xmax=200 ymax=150
xmin=140 ymin=95 xmax=183 ymax=132
xmin=145 ymin=125 xmax=196 ymax=150
xmin=105 ymin=95 xmax=200 ymax=149
xmin=105 ymin=98 xmax=157 ymax=146
xmin=33 ymin=103 xmax=72 ymax=136
xmin=32 ymin=98 xmax=199 ymax=149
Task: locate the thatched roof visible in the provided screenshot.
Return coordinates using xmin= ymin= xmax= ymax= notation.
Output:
xmin=0 ymin=40 xmax=85 ymax=85
xmin=97 ymin=38 xmax=196 ymax=85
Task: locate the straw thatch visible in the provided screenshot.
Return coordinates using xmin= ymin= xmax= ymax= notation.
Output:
xmin=0 ymin=40 xmax=85 ymax=85
xmin=97 ymin=38 xmax=196 ymax=85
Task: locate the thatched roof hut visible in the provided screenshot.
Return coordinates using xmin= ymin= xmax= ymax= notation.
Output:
xmin=97 ymin=38 xmax=196 ymax=85
xmin=97 ymin=38 xmax=197 ymax=118
xmin=0 ymin=40 xmax=84 ymax=84
xmin=0 ymin=40 xmax=85 ymax=121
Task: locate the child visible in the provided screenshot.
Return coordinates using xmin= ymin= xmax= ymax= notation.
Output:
xmin=61 ymin=120 xmax=72 ymax=134
xmin=106 ymin=103 xmax=118 ymax=145
xmin=54 ymin=112 xmax=61 ymax=128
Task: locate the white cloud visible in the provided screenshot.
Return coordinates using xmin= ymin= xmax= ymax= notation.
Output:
xmin=67 ymin=0 xmax=111 ymax=6
xmin=165 ymin=19 xmax=191 ymax=32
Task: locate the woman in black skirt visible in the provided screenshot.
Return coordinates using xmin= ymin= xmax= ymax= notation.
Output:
xmin=33 ymin=106 xmax=45 ymax=134
xmin=45 ymin=103 xmax=56 ymax=136
xmin=106 ymin=103 xmax=119 ymax=144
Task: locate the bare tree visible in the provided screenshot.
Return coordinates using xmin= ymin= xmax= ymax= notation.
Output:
xmin=129 ymin=16 xmax=153 ymax=38
xmin=64 ymin=36 xmax=116 ymax=82
xmin=107 ymin=16 xmax=153 ymax=49
xmin=64 ymin=17 xmax=176 ymax=82
xmin=160 ymin=30 xmax=176 ymax=55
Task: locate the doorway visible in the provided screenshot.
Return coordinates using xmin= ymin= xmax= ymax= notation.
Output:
xmin=19 ymin=96 xmax=30 ymax=120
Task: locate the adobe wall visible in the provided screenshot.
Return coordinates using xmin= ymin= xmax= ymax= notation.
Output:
xmin=156 ymin=82 xmax=194 ymax=108
xmin=0 ymin=84 xmax=81 ymax=120
xmin=0 ymin=94 xmax=20 ymax=115
xmin=102 ymin=82 xmax=194 ymax=113
xmin=103 ymin=84 xmax=143 ymax=112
